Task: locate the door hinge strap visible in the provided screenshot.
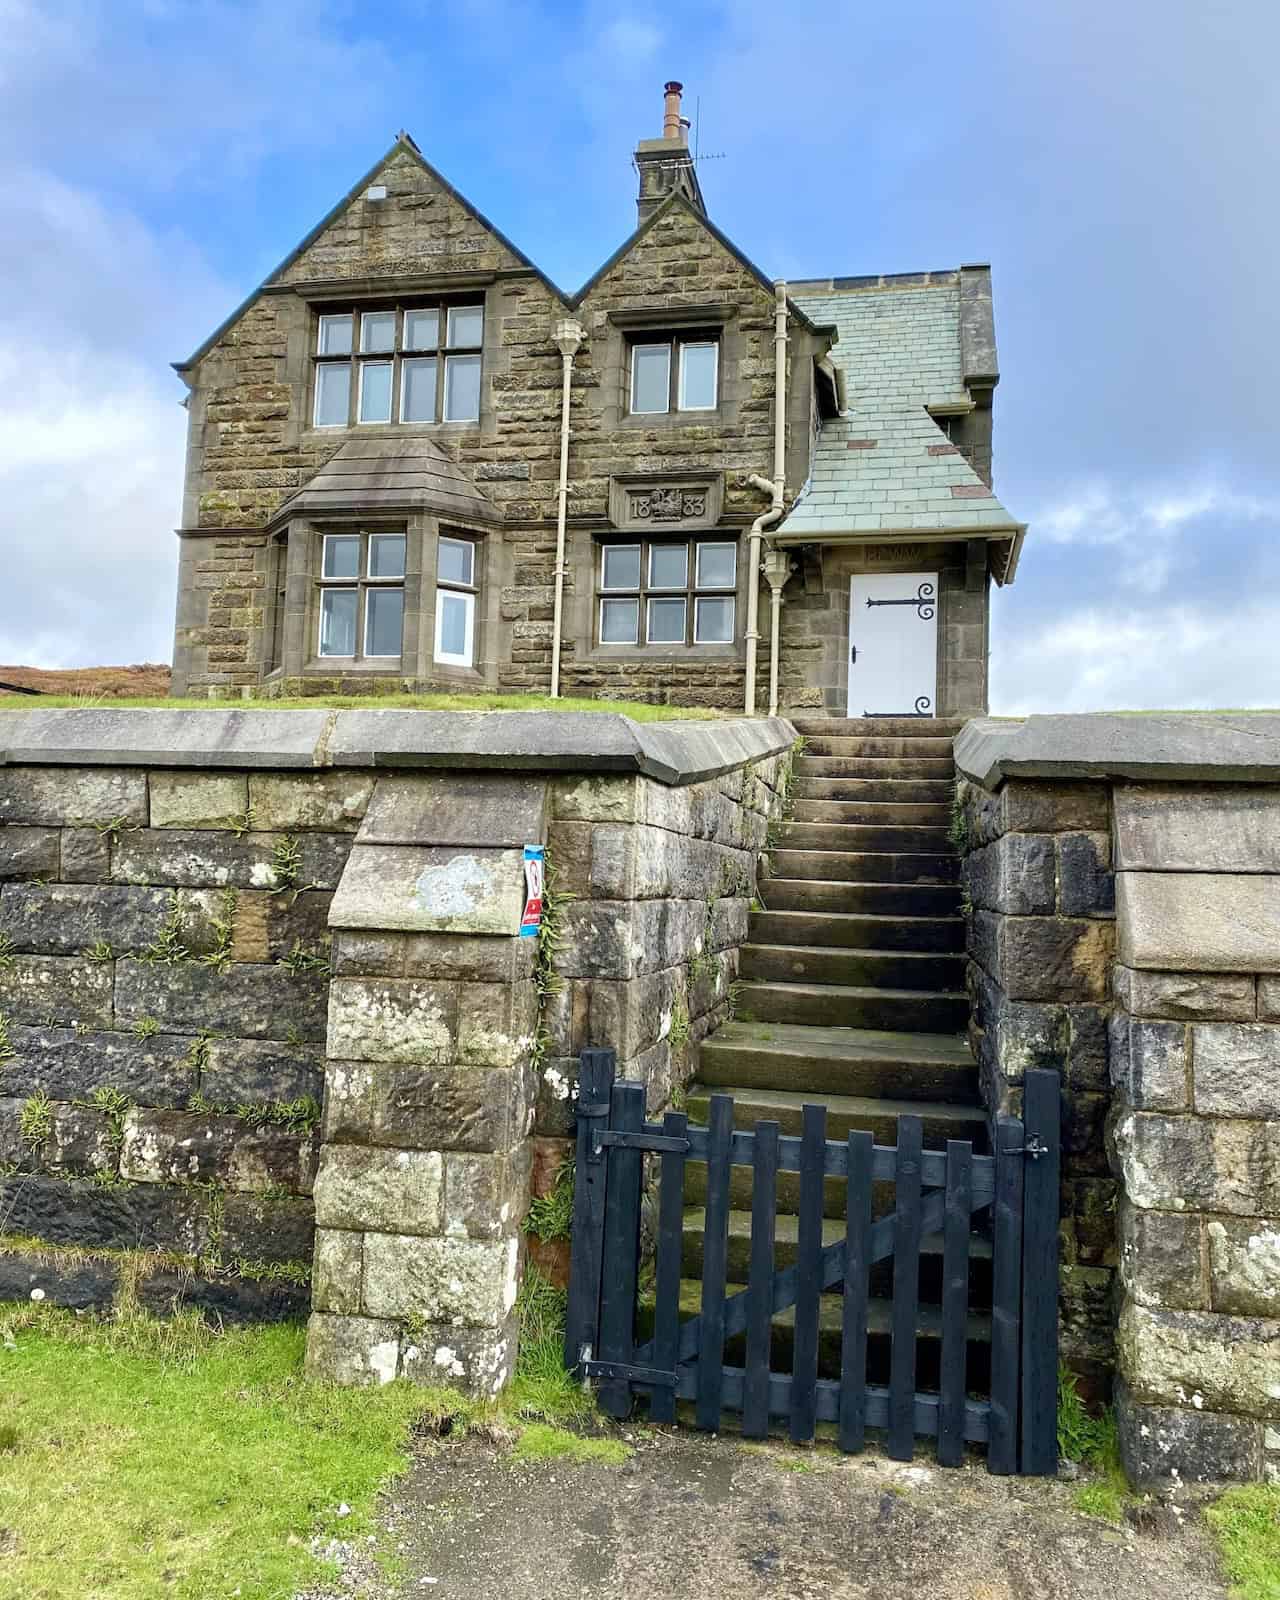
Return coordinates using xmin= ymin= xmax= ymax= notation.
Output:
xmin=597 ymin=1130 xmax=691 ymax=1154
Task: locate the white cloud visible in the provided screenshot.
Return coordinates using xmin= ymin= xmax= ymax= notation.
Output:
xmin=992 ymin=600 xmax=1280 ymax=715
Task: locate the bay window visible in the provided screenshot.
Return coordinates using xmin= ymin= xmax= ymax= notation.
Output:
xmin=317 ymin=530 xmax=405 ymax=660
xmin=434 ymin=535 xmax=478 ymax=667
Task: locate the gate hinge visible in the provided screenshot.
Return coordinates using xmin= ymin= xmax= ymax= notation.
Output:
xmin=597 ymin=1130 xmax=691 ymax=1155
xmin=583 ymin=1358 xmax=677 ymax=1387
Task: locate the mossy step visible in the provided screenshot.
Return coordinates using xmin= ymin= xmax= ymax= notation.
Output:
xmin=790 ymin=717 xmax=964 ymax=738
xmin=739 ymin=942 xmax=965 ymax=991
xmin=749 ymin=910 xmax=964 ymax=954
xmin=762 ymin=878 xmax=961 ymax=917
xmin=767 ymin=849 xmax=959 ymax=886
xmin=735 ymin=980 xmax=967 ymax=1034
xmin=790 ymin=800 xmax=952 ymax=826
xmin=697 ymin=1020 xmax=977 ymax=1102
xmin=796 ymin=757 xmax=956 ymax=781
xmin=779 ymin=822 xmax=951 ymax=854
xmin=792 ymin=778 xmax=955 ymax=804
xmin=801 ymin=737 xmax=957 ymax=759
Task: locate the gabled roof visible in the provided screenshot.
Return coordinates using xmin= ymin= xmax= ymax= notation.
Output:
xmin=269 ymin=435 xmax=499 ymax=528
xmin=175 ymin=142 xmax=830 ymax=377
xmin=777 ymin=276 xmax=1025 ymax=580
xmin=174 ymin=133 xmax=568 ymax=376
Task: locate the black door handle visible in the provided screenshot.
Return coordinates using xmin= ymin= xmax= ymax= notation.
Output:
xmin=850 ymin=645 xmax=858 ymax=664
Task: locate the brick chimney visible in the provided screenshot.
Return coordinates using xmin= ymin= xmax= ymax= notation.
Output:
xmin=634 ymin=80 xmax=706 ymax=226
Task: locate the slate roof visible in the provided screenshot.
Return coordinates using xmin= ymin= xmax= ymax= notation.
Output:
xmin=778 ymin=278 xmax=1024 ymax=551
xmin=271 ymin=436 xmax=499 ymax=528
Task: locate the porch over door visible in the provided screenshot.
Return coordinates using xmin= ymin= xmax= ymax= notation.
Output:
xmin=847 ymin=572 xmax=938 ymax=717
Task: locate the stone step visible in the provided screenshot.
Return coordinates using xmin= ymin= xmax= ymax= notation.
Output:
xmin=685 ymin=1083 xmax=987 ymax=1147
xmin=763 ymin=878 xmax=961 ymax=916
xmin=749 ymin=909 xmax=964 ymax=953
xmin=801 ymin=736 xmax=957 ymax=759
xmin=740 ymin=943 xmax=966 ymax=992
xmin=792 ymin=778 xmax=955 ymax=805
xmin=791 ymin=800 xmax=952 ymax=826
xmin=779 ymin=821 xmax=951 ymax=854
xmin=768 ymin=848 xmax=959 ymax=885
xmin=734 ymin=980 xmax=968 ymax=1033
xmin=797 ymin=756 xmax=956 ymax=781
xmin=791 ymin=717 xmax=965 ymax=739
xmin=698 ymin=1021 xmax=978 ymax=1102
xmin=679 ymin=1206 xmax=993 ymax=1300
xmin=638 ymin=1281 xmax=993 ymax=1390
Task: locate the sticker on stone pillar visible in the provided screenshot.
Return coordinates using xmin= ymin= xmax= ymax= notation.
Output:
xmin=520 ymin=844 xmax=545 ymax=937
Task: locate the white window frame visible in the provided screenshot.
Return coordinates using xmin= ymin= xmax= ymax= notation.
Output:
xmin=433 ymin=536 xmax=478 ymax=667
xmin=693 ymin=594 xmax=736 ymax=645
xmin=399 ymin=356 xmax=438 ymax=424
xmin=360 ymin=309 xmax=397 ymax=354
xmin=647 ymin=543 xmax=688 ymax=591
xmin=601 ymin=543 xmax=642 ymax=592
xmin=317 ymin=314 xmax=353 ymax=356
xmin=647 ymin=595 xmax=687 ymax=644
xmin=313 ymin=361 xmax=352 ymax=428
xmin=364 ymin=587 xmax=405 ymax=658
xmin=695 ymin=541 xmax=737 ymax=590
xmin=677 ymin=341 xmax=719 ymax=411
xmin=630 ymin=343 xmax=672 ymax=415
xmin=357 ymin=360 xmax=394 ymax=425
xmin=318 ymin=587 xmax=359 ymax=658
xmin=599 ymin=596 xmax=640 ymax=646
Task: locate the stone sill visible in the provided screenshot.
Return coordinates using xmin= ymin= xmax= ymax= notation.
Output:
xmin=0 ymin=708 xmax=796 ymax=787
xmin=956 ymin=714 xmax=1280 ymax=789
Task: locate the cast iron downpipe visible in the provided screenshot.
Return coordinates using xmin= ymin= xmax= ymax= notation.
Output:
xmin=549 ymin=318 xmax=585 ymax=699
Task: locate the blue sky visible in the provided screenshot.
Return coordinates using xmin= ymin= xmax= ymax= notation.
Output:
xmin=2 ymin=0 xmax=1277 ymax=710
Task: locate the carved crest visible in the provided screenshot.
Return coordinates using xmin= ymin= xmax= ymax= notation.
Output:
xmin=610 ymin=473 xmax=722 ymax=530
xmin=629 ymin=488 xmax=709 ymax=521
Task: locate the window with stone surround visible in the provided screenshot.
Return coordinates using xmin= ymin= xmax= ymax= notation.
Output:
xmin=312 ymin=303 xmax=483 ymax=428
xmin=628 ymin=332 xmax=719 ymax=415
xmin=597 ymin=537 xmax=736 ymax=647
xmin=317 ymin=530 xmax=406 ymax=660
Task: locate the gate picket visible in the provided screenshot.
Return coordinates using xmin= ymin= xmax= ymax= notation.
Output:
xmin=837 ymin=1128 xmax=873 ymax=1453
xmin=694 ymin=1093 xmax=734 ymax=1431
xmin=595 ymin=1080 xmax=645 ymax=1419
xmin=887 ymin=1113 xmax=924 ymax=1460
xmin=1020 ymin=1071 xmax=1061 ymax=1475
xmin=789 ymin=1103 xmax=827 ymax=1443
xmin=564 ymin=1047 xmax=616 ymax=1373
xmin=649 ymin=1109 xmax=689 ymax=1426
xmin=937 ymin=1139 xmax=973 ymax=1467
xmin=988 ymin=1114 xmax=1026 ymax=1474
xmin=742 ymin=1119 xmax=780 ymax=1439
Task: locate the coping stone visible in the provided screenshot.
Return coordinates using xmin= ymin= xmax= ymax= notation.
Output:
xmin=0 ymin=709 xmax=796 ymax=789
xmin=955 ymin=714 xmax=1280 ymax=789
xmin=0 ymin=708 xmax=333 ymax=769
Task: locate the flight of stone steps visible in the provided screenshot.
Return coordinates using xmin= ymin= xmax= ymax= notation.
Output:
xmin=681 ymin=716 xmax=990 ymax=1391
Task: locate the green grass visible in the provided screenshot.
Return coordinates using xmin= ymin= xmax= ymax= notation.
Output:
xmin=0 ymin=1268 xmax=609 ymax=1599
xmin=1057 ymin=1366 xmax=1133 ymax=1525
xmin=1206 ymin=1486 xmax=1280 ymax=1600
xmin=0 ymin=690 xmax=719 ymax=720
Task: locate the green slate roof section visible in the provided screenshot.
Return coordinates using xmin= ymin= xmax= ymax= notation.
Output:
xmin=778 ymin=279 xmax=1023 ymax=540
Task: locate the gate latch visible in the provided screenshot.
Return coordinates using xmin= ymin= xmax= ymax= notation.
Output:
xmin=1011 ymin=1134 xmax=1049 ymax=1161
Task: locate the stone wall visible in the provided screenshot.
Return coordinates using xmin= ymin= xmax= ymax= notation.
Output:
xmin=0 ymin=707 xmax=793 ymax=1392
xmin=0 ymin=756 xmax=356 ymax=1320
xmin=955 ymin=714 xmax=1280 ymax=1486
xmin=955 ymin=771 xmax=1117 ymax=1399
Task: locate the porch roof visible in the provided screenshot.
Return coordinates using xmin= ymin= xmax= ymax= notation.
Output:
xmin=270 ymin=435 xmax=499 ymax=528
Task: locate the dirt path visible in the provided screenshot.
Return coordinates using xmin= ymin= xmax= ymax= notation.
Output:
xmin=353 ymin=1430 xmax=1227 ymax=1600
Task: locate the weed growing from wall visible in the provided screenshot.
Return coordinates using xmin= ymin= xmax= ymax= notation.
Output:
xmin=19 ymin=1092 xmax=54 ymax=1148
xmin=268 ymin=835 xmax=303 ymax=892
xmin=131 ymin=1016 xmax=160 ymax=1041
xmin=523 ymin=1156 xmax=575 ymax=1242
xmin=0 ymin=933 xmax=14 ymax=973
xmin=668 ymin=997 xmax=691 ymax=1049
xmin=83 ymin=939 xmax=115 ymax=964
xmin=199 ymin=888 xmax=238 ymax=972
xmin=0 ymin=1011 xmax=13 ymax=1065
xmin=276 ymin=939 xmax=328 ymax=975
xmin=141 ymin=893 xmax=194 ymax=966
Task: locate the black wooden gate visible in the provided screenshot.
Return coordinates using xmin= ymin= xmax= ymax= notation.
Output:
xmin=564 ymin=1048 xmax=1061 ymax=1475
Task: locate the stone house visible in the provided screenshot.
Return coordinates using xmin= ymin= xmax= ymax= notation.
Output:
xmin=171 ymin=84 xmax=1025 ymax=717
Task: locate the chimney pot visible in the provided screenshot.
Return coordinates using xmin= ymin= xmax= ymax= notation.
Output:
xmin=663 ymin=80 xmax=684 ymax=141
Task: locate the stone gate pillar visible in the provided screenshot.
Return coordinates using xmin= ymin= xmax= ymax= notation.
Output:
xmin=304 ymin=772 xmax=545 ymax=1392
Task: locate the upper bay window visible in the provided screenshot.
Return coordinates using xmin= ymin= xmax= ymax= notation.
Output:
xmin=598 ymin=538 xmax=736 ymax=647
xmin=629 ymin=334 xmax=719 ymax=416
xmin=317 ymin=529 xmax=406 ymax=660
xmin=313 ymin=303 xmax=484 ymax=429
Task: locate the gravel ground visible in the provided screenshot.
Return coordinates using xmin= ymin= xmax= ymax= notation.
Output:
xmin=303 ymin=1427 xmax=1229 ymax=1600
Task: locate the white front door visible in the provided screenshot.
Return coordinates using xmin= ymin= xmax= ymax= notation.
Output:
xmin=847 ymin=572 xmax=938 ymax=717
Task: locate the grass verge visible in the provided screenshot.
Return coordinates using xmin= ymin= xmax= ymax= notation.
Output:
xmin=1205 ymin=1486 xmax=1280 ymax=1600
xmin=0 ymin=690 xmax=719 ymax=720
xmin=0 ymin=1269 xmax=619 ymax=1600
